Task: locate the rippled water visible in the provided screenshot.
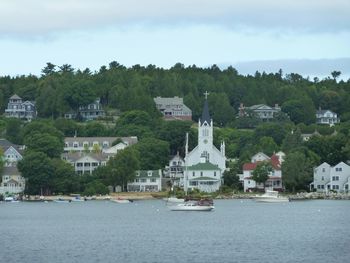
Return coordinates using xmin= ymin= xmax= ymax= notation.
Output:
xmin=1 ymin=199 xmax=349 ymax=263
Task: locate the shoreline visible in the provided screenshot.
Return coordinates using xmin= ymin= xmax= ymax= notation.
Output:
xmin=20 ymin=191 xmax=350 ymax=201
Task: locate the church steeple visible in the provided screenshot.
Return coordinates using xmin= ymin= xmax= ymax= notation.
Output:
xmin=200 ymin=91 xmax=211 ymax=125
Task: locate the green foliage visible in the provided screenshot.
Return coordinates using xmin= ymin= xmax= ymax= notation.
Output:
xmin=222 ymin=162 xmax=241 ymax=190
xmin=5 ymin=118 xmax=22 ymax=144
xmin=282 ymin=151 xmax=315 ymax=192
xmin=252 ymin=161 xmax=273 ymax=187
xmin=24 ymin=132 xmax=63 ymax=158
xmin=83 ymin=180 xmax=109 ymax=196
xmin=106 ymin=148 xmax=140 ymax=191
xmin=133 ymin=137 xmax=170 ymax=170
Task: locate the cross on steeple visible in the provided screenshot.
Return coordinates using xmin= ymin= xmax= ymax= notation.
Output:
xmin=204 ymin=91 xmax=210 ymax=99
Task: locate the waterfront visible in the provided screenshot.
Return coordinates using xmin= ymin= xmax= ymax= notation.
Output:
xmin=1 ymin=199 xmax=349 ymax=263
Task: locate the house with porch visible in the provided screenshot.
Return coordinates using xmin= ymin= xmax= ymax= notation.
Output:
xmin=0 ymin=139 xmax=26 ymax=194
xmin=163 ymin=152 xmax=185 ymax=187
xmin=311 ymin=162 xmax=350 ymax=193
xmin=154 ymin=96 xmax=192 ymax=121
xmin=242 ymin=152 xmax=284 ymax=192
xmin=316 ymin=109 xmax=340 ymax=126
xmin=238 ymin=103 xmax=281 ymax=122
xmin=127 ymin=170 xmax=162 ymax=192
xmin=64 ymin=98 xmax=105 ymax=121
xmin=64 ymin=136 xmax=138 ymax=153
xmin=4 ymin=94 xmax=36 ymax=120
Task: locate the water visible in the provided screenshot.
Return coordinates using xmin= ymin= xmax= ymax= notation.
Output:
xmin=1 ymin=199 xmax=349 ymax=263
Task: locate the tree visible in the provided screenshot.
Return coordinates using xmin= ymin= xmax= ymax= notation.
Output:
xmin=282 ymin=151 xmax=314 ymax=192
xmin=252 ymin=161 xmax=273 ymax=189
xmin=24 ymin=132 xmax=63 ymax=158
xmin=5 ymin=118 xmax=22 ymax=144
xmin=331 ymin=70 xmax=341 ymax=81
xmin=41 ymin=62 xmax=56 ymax=76
xmin=281 ymin=129 xmax=303 ymax=153
xmin=223 ymin=162 xmax=241 ymax=189
xmin=107 ymin=148 xmax=140 ymax=191
xmin=282 ymin=98 xmax=316 ymax=124
xmin=18 ymin=151 xmax=54 ymax=195
xmin=257 ymin=137 xmax=279 ymax=156
xmin=134 ymin=138 xmax=170 ymax=170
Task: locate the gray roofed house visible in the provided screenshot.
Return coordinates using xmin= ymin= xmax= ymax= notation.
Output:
xmin=154 ymin=96 xmax=192 ymax=121
xmin=4 ymin=94 xmax=37 ymax=120
xmin=127 ymin=170 xmax=162 ymax=192
xmin=238 ymin=103 xmax=281 ymax=121
xmin=64 ymin=98 xmax=105 ymax=121
xmin=316 ymin=109 xmax=339 ymax=126
xmin=64 ymin=136 xmax=138 ymax=153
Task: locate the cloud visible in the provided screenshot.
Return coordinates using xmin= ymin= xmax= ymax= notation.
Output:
xmin=1 ymin=0 xmax=350 ymax=37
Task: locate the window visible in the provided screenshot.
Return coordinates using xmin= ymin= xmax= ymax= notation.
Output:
xmin=141 ymin=179 xmax=146 ymax=183
xmin=192 ymin=172 xmax=195 ymax=177
xmin=332 ymin=176 xmax=339 ymax=181
xmin=151 ymin=179 xmax=156 ymax=183
xmin=322 ymin=168 xmax=325 ymax=172
xmin=135 ymin=179 xmax=139 ymax=182
xmin=214 ymin=172 xmax=216 ymax=176
xmin=321 ymin=176 xmax=324 ymax=181
xmin=335 ymin=167 xmax=343 ymax=172
xmin=73 ymin=142 xmax=78 ymax=148
xmin=321 ymin=185 xmax=324 ymax=189
xmin=148 ymin=171 xmax=152 ymax=177
xmin=200 ymin=172 xmax=203 ymax=177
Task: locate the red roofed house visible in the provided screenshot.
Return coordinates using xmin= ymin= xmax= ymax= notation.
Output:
xmin=242 ymin=152 xmax=284 ymax=192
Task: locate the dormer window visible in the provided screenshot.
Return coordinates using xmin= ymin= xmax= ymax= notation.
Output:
xmin=148 ymin=171 xmax=152 ymax=177
xmin=73 ymin=142 xmax=78 ymax=148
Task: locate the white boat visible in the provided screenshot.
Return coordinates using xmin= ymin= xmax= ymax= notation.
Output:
xmin=53 ymin=197 xmax=71 ymax=203
xmin=254 ymin=190 xmax=289 ymax=203
xmin=163 ymin=197 xmax=185 ymax=203
xmin=4 ymin=196 xmax=20 ymax=202
xmin=111 ymin=198 xmax=131 ymax=204
xmin=71 ymin=195 xmax=85 ymax=202
xmin=169 ymin=201 xmax=214 ymax=211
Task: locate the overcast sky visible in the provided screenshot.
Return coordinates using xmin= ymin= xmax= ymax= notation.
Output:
xmin=1 ymin=0 xmax=349 ymax=78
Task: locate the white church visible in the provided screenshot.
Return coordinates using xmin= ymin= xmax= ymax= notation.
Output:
xmin=184 ymin=94 xmax=226 ymax=193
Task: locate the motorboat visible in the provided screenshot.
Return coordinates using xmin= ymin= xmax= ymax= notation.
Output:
xmin=254 ymin=190 xmax=289 ymax=203
xmin=53 ymin=197 xmax=71 ymax=203
xmin=71 ymin=195 xmax=85 ymax=202
xmin=4 ymin=196 xmax=20 ymax=202
xmin=111 ymin=198 xmax=132 ymax=204
xmin=169 ymin=200 xmax=214 ymax=211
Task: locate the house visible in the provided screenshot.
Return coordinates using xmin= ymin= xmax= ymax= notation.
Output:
xmin=242 ymin=152 xmax=283 ymax=192
xmin=316 ymin=109 xmax=340 ymax=126
xmin=0 ymin=139 xmax=26 ymax=194
xmin=4 ymin=94 xmax=36 ymax=120
xmin=62 ymin=152 xmax=113 ymax=175
xmin=64 ymin=98 xmax=105 ymax=121
xmin=184 ymin=94 xmax=226 ymax=193
xmin=64 ymin=136 xmax=138 ymax=153
xmin=164 ymin=152 xmax=185 ymax=178
xmin=238 ymin=103 xmax=281 ymax=121
xmin=154 ymin=96 xmax=192 ymax=121
xmin=0 ymin=166 xmax=25 ymax=194
xmin=127 ymin=170 xmax=162 ymax=192
xmin=310 ymin=162 xmax=350 ymax=193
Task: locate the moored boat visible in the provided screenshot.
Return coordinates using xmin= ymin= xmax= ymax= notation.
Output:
xmin=163 ymin=196 xmax=185 ymax=203
xmin=254 ymin=189 xmax=289 ymax=203
xmin=111 ymin=198 xmax=132 ymax=204
xmin=169 ymin=200 xmax=214 ymax=211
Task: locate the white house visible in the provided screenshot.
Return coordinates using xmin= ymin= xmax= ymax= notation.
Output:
xmin=184 ymin=94 xmax=226 ymax=193
xmin=0 ymin=139 xmax=26 ymax=194
xmin=311 ymin=162 xmax=350 ymax=193
xmin=316 ymin=109 xmax=340 ymax=126
xmin=242 ymin=152 xmax=283 ymax=192
xmin=0 ymin=167 xmax=25 ymax=194
xmin=64 ymin=137 xmax=138 ymax=153
xmin=238 ymin=103 xmax=281 ymax=121
xmin=127 ymin=170 xmax=162 ymax=192
xmin=62 ymin=152 xmax=113 ymax=175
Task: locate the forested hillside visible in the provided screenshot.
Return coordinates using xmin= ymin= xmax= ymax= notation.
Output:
xmin=1 ymin=62 xmax=349 ymax=193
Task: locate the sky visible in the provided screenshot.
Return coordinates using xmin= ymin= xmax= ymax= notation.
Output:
xmin=1 ymin=0 xmax=350 ymax=79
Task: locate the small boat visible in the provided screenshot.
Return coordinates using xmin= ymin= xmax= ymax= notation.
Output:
xmin=254 ymin=190 xmax=289 ymax=203
xmin=71 ymin=195 xmax=85 ymax=202
xmin=111 ymin=198 xmax=131 ymax=204
xmin=169 ymin=200 xmax=214 ymax=211
xmin=4 ymin=196 xmax=20 ymax=202
xmin=53 ymin=197 xmax=71 ymax=203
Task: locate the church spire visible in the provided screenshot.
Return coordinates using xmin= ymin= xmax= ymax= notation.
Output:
xmin=200 ymin=91 xmax=211 ymax=125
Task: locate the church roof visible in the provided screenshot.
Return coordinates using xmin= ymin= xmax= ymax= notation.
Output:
xmin=187 ymin=162 xmax=220 ymax=171
xmin=200 ymin=99 xmax=211 ymax=124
